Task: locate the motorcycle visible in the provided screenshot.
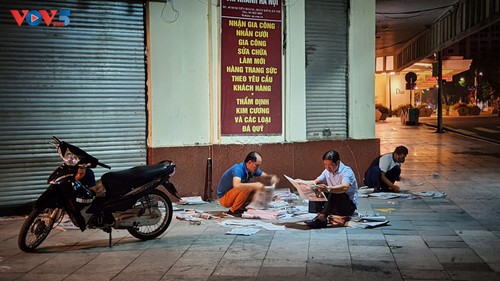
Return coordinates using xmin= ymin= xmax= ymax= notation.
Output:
xmin=18 ymin=136 xmax=180 ymax=252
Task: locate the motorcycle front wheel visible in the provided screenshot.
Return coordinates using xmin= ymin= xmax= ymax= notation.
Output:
xmin=127 ymin=189 xmax=173 ymax=240
xmin=18 ymin=207 xmax=62 ymax=252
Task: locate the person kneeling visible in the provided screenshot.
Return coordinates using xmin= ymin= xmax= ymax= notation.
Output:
xmin=364 ymin=146 xmax=408 ymax=193
xmin=217 ymin=151 xmax=279 ymax=217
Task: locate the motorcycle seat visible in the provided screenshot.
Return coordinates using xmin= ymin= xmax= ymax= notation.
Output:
xmin=100 ymin=163 xmax=168 ymax=195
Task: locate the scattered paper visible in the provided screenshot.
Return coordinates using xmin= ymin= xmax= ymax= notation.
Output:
xmin=289 ymin=205 xmax=310 ymax=214
xmin=273 ymin=188 xmax=299 ymax=203
xmin=56 ymin=215 xmax=80 ymax=230
xmin=347 ymin=220 xmax=389 ymax=229
xmin=219 ymin=219 xmax=259 ymax=227
xmin=175 ymin=209 xmax=216 ymax=224
xmin=361 ymin=216 xmax=387 ymax=222
xmin=347 ymin=213 xmax=390 ymax=228
xmin=358 ymin=187 xmax=375 ymax=198
xmin=368 ymin=192 xmax=401 ymax=199
xmin=226 ymin=227 xmax=260 ymax=235
xmin=413 ymin=191 xmax=447 ymax=198
xmin=241 ymin=213 xmax=261 ymax=219
xmin=169 ymin=185 xmax=414 ymax=232
xmin=267 ymin=201 xmax=290 ymax=209
xmin=218 ymin=219 xmax=286 ymax=231
xmin=177 ymin=196 xmax=208 ymax=205
xmin=244 ymin=209 xmax=287 ymax=221
xmin=277 ymin=213 xmax=316 ymax=224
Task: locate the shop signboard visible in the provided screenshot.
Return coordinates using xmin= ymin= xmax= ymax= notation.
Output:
xmin=220 ymin=0 xmax=282 ymax=135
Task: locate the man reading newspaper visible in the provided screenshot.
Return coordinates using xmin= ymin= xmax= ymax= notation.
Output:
xmin=290 ymin=150 xmax=358 ymax=229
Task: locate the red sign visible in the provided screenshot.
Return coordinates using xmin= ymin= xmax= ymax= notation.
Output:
xmin=221 ymin=0 xmax=282 ymax=135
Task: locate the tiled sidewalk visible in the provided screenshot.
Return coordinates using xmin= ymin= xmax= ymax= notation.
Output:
xmin=0 ymin=118 xmax=499 ymax=281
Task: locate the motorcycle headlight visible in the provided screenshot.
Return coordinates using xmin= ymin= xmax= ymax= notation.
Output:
xmin=59 ymin=147 xmax=82 ymax=166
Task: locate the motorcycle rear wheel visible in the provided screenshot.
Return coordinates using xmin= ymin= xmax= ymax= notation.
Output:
xmin=18 ymin=207 xmax=62 ymax=252
xmin=127 ymin=189 xmax=173 ymax=240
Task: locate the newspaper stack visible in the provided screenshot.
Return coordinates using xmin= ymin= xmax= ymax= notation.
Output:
xmin=243 ymin=209 xmax=287 ymax=220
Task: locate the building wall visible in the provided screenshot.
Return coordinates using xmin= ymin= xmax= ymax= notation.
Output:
xmin=147 ymin=1 xmax=379 ymax=198
xmin=348 ymin=0 xmax=376 ymax=139
xmin=147 ymin=1 xmax=211 ymax=147
xmin=375 ymin=73 xmax=411 ymax=112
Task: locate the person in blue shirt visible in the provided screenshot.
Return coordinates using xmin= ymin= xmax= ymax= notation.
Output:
xmin=305 ymin=150 xmax=358 ymax=229
xmin=217 ymin=151 xmax=279 ymax=217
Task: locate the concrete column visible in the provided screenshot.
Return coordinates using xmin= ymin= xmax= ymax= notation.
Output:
xmin=348 ymin=0 xmax=376 ymax=139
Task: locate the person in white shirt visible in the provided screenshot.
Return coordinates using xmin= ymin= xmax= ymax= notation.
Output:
xmin=364 ymin=146 xmax=408 ymax=193
xmin=305 ymin=150 xmax=358 ymax=229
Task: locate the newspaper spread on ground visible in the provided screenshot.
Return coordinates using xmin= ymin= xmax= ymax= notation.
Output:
xmin=176 ymin=196 xmax=208 ymax=205
xmin=284 ymin=175 xmax=327 ymax=202
xmin=243 ymin=208 xmax=287 ymax=220
xmin=347 ymin=213 xmax=390 ymax=229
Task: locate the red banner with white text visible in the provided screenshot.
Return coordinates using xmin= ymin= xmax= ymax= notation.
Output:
xmin=221 ymin=0 xmax=282 ymax=135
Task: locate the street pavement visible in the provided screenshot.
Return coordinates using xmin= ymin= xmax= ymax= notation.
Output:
xmin=419 ymin=114 xmax=500 ymax=144
xmin=1 ymin=117 xmax=500 ymax=281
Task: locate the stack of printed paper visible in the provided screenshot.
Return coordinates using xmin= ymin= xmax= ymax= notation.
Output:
xmin=243 ymin=209 xmax=287 ymax=220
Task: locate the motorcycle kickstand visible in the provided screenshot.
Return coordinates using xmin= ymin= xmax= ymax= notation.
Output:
xmin=103 ymin=226 xmax=113 ymax=247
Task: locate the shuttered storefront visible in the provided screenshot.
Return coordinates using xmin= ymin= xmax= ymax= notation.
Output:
xmin=305 ymin=0 xmax=348 ymax=139
xmin=0 ymin=1 xmax=146 ymax=208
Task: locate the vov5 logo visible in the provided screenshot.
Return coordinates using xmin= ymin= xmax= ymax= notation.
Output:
xmin=10 ymin=10 xmax=70 ymax=27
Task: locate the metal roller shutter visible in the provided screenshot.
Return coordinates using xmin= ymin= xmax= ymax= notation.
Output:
xmin=0 ymin=0 xmax=146 ymax=208
xmin=305 ymin=0 xmax=348 ymax=139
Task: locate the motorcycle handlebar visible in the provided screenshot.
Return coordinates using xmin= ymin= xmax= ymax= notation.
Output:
xmin=97 ymin=162 xmax=111 ymax=169
xmin=52 ymin=136 xmax=111 ymax=170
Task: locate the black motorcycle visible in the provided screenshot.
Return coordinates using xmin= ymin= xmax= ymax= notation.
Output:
xmin=18 ymin=137 xmax=180 ymax=252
